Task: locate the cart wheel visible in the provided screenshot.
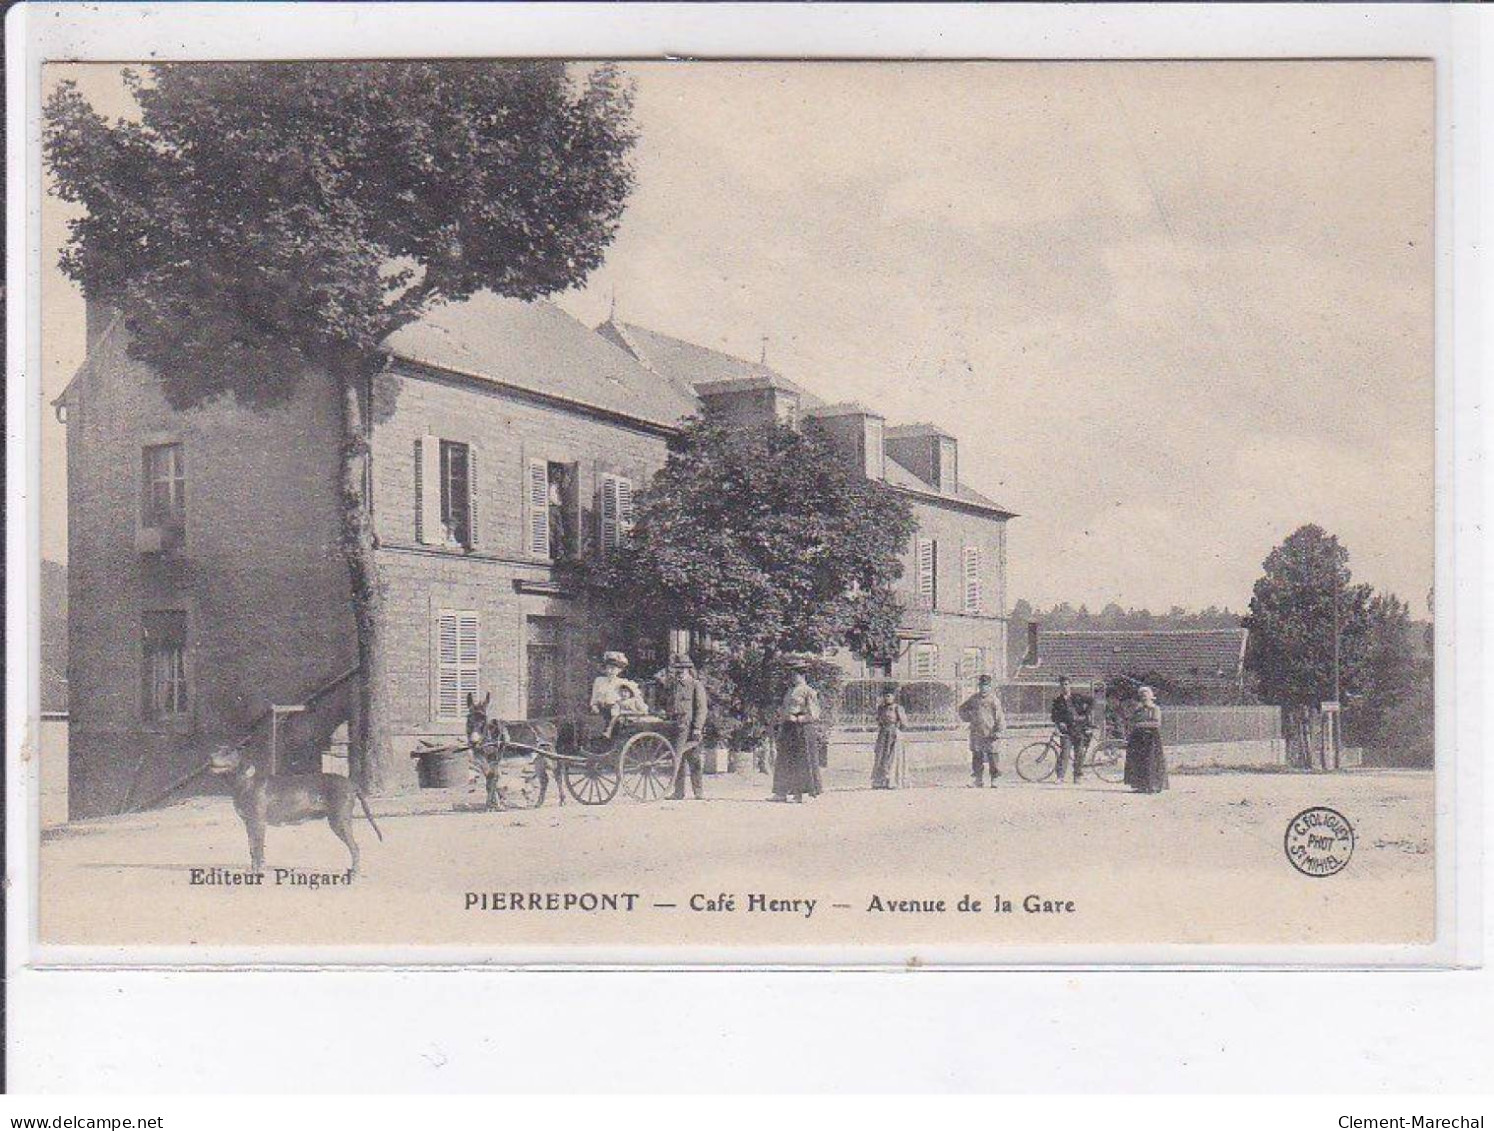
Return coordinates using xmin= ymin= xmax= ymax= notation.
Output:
xmin=620 ymin=732 xmax=677 ymax=802
xmin=563 ymin=755 xmax=621 ymax=805
xmin=1089 ymin=739 xmax=1126 ymax=784
xmin=1015 ymin=740 xmax=1057 ymax=783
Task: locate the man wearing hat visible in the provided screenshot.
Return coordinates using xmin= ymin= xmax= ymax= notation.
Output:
xmin=958 ymin=673 xmax=1006 ymax=787
xmin=589 ymin=651 xmax=637 ymax=731
xmin=660 ymin=653 xmax=709 ymax=800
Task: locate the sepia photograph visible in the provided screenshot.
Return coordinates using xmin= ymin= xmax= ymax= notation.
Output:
xmin=32 ymin=56 xmax=1438 ymax=957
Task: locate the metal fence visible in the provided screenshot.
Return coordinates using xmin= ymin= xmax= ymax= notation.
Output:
xmin=1161 ymin=705 xmax=1282 ymax=746
xmin=826 ymin=680 xmax=961 ymax=730
xmin=826 ymin=679 xmax=1281 ymax=746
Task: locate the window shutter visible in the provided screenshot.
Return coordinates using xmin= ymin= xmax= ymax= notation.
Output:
xmin=458 ymin=611 xmax=480 ymax=707
xmin=416 ymin=436 xmax=440 ymax=545
xmin=467 ymin=446 xmax=479 ymax=548
xmin=436 ymin=610 xmax=480 ymax=719
xmin=911 ymin=643 xmax=938 ymax=680
xmin=916 ymin=538 xmax=936 ymax=607
xmin=616 ymin=475 xmax=634 ymax=538
xmin=527 ymin=459 xmax=550 ymax=559
xmin=963 ymin=545 xmax=982 ymax=614
xmin=436 ymin=612 xmax=460 ymax=718
xmin=600 ymin=473 xmax=620 ymax=556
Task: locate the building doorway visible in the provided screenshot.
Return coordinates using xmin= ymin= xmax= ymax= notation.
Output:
xmin=526 ymin=616 xmax=563 ymax=719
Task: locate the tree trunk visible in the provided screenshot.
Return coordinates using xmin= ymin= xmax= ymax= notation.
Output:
xmin=336 ymin=361 xmax=397 ymax=795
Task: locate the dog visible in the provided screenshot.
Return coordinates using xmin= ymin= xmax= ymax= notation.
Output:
xmin=209 ymin=745 xmax=383 ymax=875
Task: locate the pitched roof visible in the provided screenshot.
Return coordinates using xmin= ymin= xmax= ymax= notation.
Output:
xmin=386 ymin=294 xmax=698 ymax=429
xmin=598 ymin=319 xmax=822 ymax=407
xmin=882 ymin=453 xmax=1013 ymax=515
xmin=600 ymin=319 xmax=1014 ymax=515
xmin=1020 ymin=629 xmax=1249 ymax=683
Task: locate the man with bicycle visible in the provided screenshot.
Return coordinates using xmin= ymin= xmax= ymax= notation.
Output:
xmin=1050 ymin=676 xmax=1095 ymax=783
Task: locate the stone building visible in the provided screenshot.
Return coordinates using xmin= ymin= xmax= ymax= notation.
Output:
xmin=58 ymin=293 xmax=1015 ymax=816
xmin=598 ymin=318 xmax=1016 ymax=696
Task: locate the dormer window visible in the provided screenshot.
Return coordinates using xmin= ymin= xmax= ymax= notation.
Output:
xmin=937 ymin=436 xmax=958 ymax=496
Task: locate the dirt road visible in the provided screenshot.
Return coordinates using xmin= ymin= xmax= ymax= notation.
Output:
xmin=38 ymin=767 xmax=1435 ymax=951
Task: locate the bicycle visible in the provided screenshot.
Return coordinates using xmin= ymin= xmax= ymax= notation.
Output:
xmin=1015 ymin=726 xmax=1126 ymax=784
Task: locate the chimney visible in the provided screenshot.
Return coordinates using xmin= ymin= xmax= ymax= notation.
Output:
xmin=1025 ymin=621 xmax=1040 ymax=667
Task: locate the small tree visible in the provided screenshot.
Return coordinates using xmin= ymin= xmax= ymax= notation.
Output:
xmin=45 ymin=62 xmax=637 ymax=790
xmin=1243 ymin=524 xmax=1373 ymax=762
xmin=603 ymin=415 xmax=916 ymax=729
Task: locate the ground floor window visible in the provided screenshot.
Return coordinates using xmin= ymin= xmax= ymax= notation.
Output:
xmin=909 ymin=642 xmax=939 ymax=681
xmin=435 ymin=609 xmax=480 ymax=720
xmin=142 ymin=610 xmax=188 ymax=721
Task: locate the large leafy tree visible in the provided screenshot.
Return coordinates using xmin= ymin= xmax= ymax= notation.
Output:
xmin=45 ymin=62 xmax=637 ymax=790
xmin=1244 ymin=524 xmax=1373 ymax=709
xmin=1243 ymin=525 xmax=1376 ymax=764
xmin=604 ymin=415 xmax=917 ymax=725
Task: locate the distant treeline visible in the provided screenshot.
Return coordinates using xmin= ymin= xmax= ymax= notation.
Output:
xmin=1008 ymin=600 xmax=1245 ymax=633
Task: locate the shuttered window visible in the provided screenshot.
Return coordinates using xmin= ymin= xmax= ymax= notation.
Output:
xmin=526 ymin=459 xmax=550 ymax=558
xmin=937 ymin=437 xmax=958 ymax=495
xmin=915 ymin=537 xmax=937 ymax=608
xmin=600 ymin=473 xmax=635 ymax=556
xmin=960 ymin=646 xmax=986 ymax=695
xmin=415 ymin=436 xmax=440 ymax=545
xmin=435 ymin=610 xmax=480 ymax=720
xmin=910 ymin=642 xmax=939 ymax=681
xmin=439 ymin=440 xmax=474 ymax=548
xmin=962 ymin=545 xmax=983 ymax=614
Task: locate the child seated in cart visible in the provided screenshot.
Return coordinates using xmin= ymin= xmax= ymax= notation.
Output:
xmin=604 ymin=682 xmax=653 ymax=738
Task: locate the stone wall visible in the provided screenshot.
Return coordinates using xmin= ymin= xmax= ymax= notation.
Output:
xmin=368 ymin=366 xmax=673 ymax=792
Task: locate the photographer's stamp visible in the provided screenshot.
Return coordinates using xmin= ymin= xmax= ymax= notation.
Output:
xmin=1285 ymin=807 xmax=1357 ymax=878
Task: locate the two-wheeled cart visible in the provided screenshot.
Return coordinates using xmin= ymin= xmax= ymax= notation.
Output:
xmin=417 ymin=714 xmax=680 ymax=809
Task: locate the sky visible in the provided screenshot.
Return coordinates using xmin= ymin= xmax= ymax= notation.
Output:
xmin=40 ymin=61 xmax=1434 ymax=612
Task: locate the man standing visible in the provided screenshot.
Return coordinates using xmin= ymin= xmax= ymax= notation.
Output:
xmin=1051 ymin=676 xmax=1095 ymax=783
xmin=958 ymin=674 xmax=1005 ymax=787
xmin=663 ymin=653 xmax=709 ymax=800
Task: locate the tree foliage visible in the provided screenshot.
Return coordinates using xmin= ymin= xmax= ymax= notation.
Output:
xmin=44 ymin=62 xmax=637 ymax=789
xmin=604 ymin=415 xmax=917 ymax=717
xmin=1243 ymin=524 xmax=1373 ymax=708
xmin=45 ymin=61 xmax=637 ymax=404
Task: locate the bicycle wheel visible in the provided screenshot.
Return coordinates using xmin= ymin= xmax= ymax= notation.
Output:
xmin=1015 ymin=739 xmax=1057 ymax=783
xmin=1089 ymin=738 xmax=1126 ymax=784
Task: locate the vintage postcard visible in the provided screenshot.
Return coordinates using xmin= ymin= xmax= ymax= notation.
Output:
xmin=30 ymin=57 xmax=1445 ymax=961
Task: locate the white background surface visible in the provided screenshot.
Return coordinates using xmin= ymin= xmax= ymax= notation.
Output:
xmin=6 ymin=3 xmax=1489 ymax=1092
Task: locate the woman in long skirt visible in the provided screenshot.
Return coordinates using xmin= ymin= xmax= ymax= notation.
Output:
xmin=1123 ymin=685 xmax=1169 ymax=794
xmin=772 ymin=669 xmax=823 ymax=802
xmin=871 ymin=688 xmax=908 ymax=789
